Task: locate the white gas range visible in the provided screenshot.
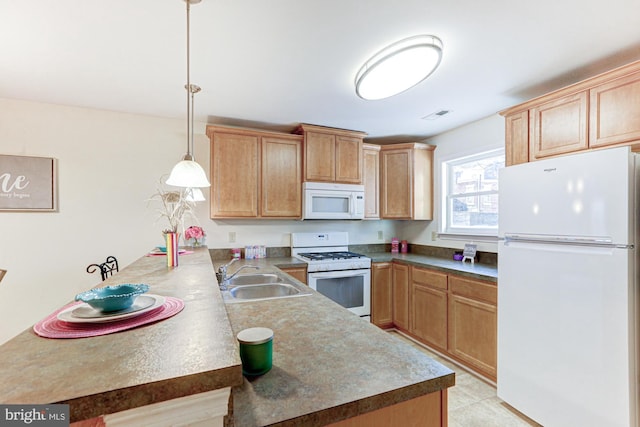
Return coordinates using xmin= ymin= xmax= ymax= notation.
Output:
xmin=291 ymin=232 xmax=371 ymax=320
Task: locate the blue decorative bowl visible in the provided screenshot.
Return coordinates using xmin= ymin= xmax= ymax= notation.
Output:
xmin=75 ymin=284 xmax=150 ymax=312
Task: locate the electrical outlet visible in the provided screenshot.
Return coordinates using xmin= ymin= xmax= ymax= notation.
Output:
xmin=377 ymin=230 xmax=383 ymax=240
xmin=431 ymin=231 xmax=437 ymax=241
xmin=229 ymin=232 xmax=236 ymax=243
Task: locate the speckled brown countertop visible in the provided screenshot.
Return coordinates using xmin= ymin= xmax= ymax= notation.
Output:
xmin=221 ymin=260 xmax=455 ymax=427
xmin=366 ymin=252 xmax=497 ymax=282
xmin=0 ymin=248 xmax=243 ymax=422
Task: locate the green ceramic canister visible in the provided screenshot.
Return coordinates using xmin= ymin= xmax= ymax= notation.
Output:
xmin=237 ymin=327 xmax=273 ymax=376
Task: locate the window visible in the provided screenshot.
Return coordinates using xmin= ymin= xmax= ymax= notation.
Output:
xmin=442 ymin=148 xmax=504 ymax=236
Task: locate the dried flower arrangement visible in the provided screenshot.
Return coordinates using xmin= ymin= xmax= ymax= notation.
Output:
xmin=149 ymin=178 xmax=196 ymax=234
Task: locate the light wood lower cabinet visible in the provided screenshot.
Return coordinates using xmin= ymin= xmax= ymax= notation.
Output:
xmin=327 ymin=389 xmax=447 ymax=427
xmin=371 ymin=262 xmax=393 ymax=328
xmin=411 ymin=267 xmax=448 ymax=351
xmin=392 ymin=263 xmax=410 ymax=332
xmin=447 ymin=275 xmax=497 ymax=380
xmin=279 ymin=266 xmax=307 ymax=285
xmin=383 ymin=262 xmax=497 ymax=381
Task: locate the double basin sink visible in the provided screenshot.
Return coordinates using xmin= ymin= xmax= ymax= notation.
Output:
xmin=221 ymin=272 xmax=312 ymax=303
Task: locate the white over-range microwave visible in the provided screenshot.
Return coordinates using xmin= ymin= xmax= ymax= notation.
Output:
xmin=302 ymin=182 xmax=365 ymax=220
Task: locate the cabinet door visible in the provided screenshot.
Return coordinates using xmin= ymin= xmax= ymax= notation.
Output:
xmin=411 ymin=267 xmax=448 ymax=350
xmin=261 ymin=137 xmax=302 ymax=218
xmin=412 ymin=284 xmax=448 ymax=350
xmin=381 ymin=149 xmax=412 ymax=219
xmin=371 ymin=262 xmax=392 ymax=328
xmin=210 ymin=132 xmax=259 ymax=218
xmin=363 ymin=144 xmax=380 ymax=219
xmin=529 ymin=91 xmax=588 ymax=160
xmin=392 ymin=263 xmax=409 ymax=331
xmin=590 ymin=71 xmax=640 ymax=148
xmin=280 ymin=266 xmax=307 ymax=285
xmin=304 ymin=131 xmax=335 ymax=182
xmin=505 ymin=111 xmax=529 ymax=166
xmin=448 ymin=276 xmax=497 ymax=380
xmin=335 ymin=135 xmax=363 ymax=184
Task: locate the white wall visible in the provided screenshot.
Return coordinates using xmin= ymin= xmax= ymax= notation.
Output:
xmin=0 ymin=98 xmax=399 ymax=344
xmin=399 ymin=114 xmax=505 ymax=253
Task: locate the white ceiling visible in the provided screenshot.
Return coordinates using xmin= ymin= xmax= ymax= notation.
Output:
xmin=1 ymin=0 xmax=640 ymax=143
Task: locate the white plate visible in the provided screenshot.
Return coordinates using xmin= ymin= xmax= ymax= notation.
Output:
xmin=71 ymin=295 xmax=156 ymax=319
xmin=57 ymin=294 xmax=166 ymax=324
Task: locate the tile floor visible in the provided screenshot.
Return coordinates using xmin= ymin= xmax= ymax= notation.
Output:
xmin=389 ymin=332 xmax=542 ymax=427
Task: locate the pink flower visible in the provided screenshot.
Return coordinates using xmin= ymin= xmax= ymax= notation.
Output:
xmin=185 ymin=226 xmax=205 ymax=240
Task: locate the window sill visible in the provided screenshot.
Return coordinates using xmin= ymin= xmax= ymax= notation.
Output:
xmin=438 ymin=233 xmax=499 ymax=242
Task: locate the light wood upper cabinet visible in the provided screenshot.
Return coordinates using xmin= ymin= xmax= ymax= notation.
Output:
xmin=261 ymin=137 xmax=302 ymax=217
xmin=363 ymin=144 xmax=380 ymax=219
xmin=589 ymin=70 xmax=640 ymax=148
xmin=209 ymin=131 xmax=260 ymax=218
xmin=529 ymin=91 xmax=589 ymax=160
xmin=207 ymin=126 xmax=302 ymax=219
xmin=447 ymin=275 xmax=497 ymax=380
xmin=504 ymin=110 xmax=529 ymax=166
xmin=371 ymin=262 xmax=393 ymax=329
xmin=392 ymin=262 xmax=410 ymax=332
xmin=380 ymin=143 xmax=435 ymax=220
xmin=502 ymin=60 xmax=640 ymax=164
xmin=296 ymin=124 xmax=366 ymax=184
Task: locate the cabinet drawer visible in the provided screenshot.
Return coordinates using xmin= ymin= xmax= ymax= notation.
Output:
xmin=449 ymin=276 xmax=496 ymax=305
xmin=411 ymin=267 xmax=447 ymax=290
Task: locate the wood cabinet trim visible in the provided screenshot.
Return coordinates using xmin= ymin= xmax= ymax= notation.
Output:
xmin=295 ymin=123 xmax=367 ymax=138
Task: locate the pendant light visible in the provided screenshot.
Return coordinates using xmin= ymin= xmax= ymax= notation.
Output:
xmin=166 ymin=0 xmax=211 ymax=188
xmin=355 ymin=35 xmax=443 ymax=100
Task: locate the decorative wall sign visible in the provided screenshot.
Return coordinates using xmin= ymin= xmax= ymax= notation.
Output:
xmin=0 ymin=155 xmax=57 ymax=211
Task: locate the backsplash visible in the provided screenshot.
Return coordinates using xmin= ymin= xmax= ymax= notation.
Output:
xmin=210 ymin=244 xmax=497 ymax=267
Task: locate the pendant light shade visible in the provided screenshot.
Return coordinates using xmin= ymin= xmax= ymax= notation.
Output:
xmin=355 ymin=35 xmax=443 ymax=100
xmin=167 ymin=159 xmax=210 ymax=187
xmin=166 ymin=0 xmax=210 ymax=188
xmin=185 ymin=187 xmax=206 ymax=202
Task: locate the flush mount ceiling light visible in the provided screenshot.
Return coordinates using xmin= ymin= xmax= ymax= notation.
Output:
xmin=355 ymin=35 xmax=443 ymax=100
xmin=166 ymin=0 xmax=211 ymax=188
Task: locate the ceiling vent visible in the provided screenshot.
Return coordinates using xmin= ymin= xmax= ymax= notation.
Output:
xmin=422 ymin=110 xmax=451 ymax=120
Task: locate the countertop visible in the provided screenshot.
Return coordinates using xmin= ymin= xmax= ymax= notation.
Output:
xmin=0 ymin=248 xmax=243 ymax=422
xmin=0 ymin=250 xmax=459 ymax=425
xmin=364 ymin=252 xmax=497 ymax=282
xmin=222 ymin=260 xmax=455 ymax=427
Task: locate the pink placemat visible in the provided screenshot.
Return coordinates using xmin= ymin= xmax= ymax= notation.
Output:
xmin=146 ymin=250 xmax=194 ymax=257
xmin=33 ymin=297 xmax=185 ymax=339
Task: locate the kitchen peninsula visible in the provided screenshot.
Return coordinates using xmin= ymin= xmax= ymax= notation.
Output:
xmin=0 ymin=248 xmax=454 ymax=426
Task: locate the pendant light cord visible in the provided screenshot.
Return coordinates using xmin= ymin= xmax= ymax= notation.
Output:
xmin=185 ymin=0 xmax=192 ymax=161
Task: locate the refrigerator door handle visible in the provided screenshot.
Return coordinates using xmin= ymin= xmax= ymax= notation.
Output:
xmin=503 ymin=233 xmax=632 ymax=249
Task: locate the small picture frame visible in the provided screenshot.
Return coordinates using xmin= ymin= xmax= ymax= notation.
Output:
xmin=462 ymin=243 xmax=477 ymax=264
xmin=0 ymin=155 xmax=57 ymax=212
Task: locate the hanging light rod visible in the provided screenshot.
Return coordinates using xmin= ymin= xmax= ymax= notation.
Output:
xmin=355 ymin=35 xmax=443 ymax=101
xmin=166 ymin=0 xmax=210 ymax=188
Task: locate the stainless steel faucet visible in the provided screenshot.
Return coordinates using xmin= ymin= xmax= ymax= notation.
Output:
xmin=216 ymin=259 xmax=259 ymax=289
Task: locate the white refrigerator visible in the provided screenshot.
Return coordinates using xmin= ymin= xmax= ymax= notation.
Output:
xmin=497 ymin=146 xmax=639 ymax=427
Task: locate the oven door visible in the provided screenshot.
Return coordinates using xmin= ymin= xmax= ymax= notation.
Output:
xmin=308 ymin=269 xmax=371 ymax=318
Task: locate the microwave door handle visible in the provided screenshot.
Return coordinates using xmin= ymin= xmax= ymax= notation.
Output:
xmin=350 ymin=193 xmax=355 ymax=215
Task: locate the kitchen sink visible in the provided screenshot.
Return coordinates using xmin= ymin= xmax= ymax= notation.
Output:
xmin=230 ymin=283 xmax=300 ymax=299
xmin=222 ymin=273 xmax=313 ymax=303
xmin=226 ymin=273 xmax=281 ymax=286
